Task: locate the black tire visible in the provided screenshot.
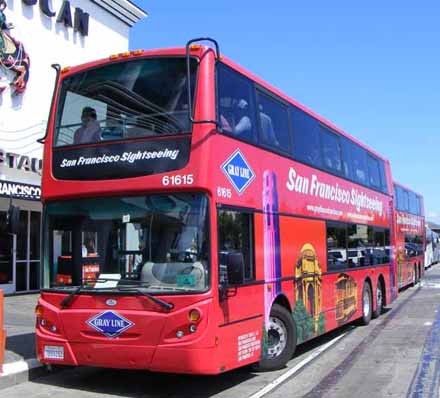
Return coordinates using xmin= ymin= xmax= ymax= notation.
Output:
xmin=359 ymin=282 xmax=372 ymax=325
xmin=254 ymin=304 xmax=296 ymax=371
xmin=410 ymin=264 xmax=416 ymax=287
xmin=414 ymin=265 xmax=419 ymax=285
xmin=372 ymin=280 xmax=384 ymax=319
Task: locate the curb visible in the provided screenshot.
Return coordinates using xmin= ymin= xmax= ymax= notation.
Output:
xmin=0 ymin=358 xmax=47 ymax=390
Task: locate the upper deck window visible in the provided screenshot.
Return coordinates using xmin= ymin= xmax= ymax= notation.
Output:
xmin=395 ymin=185 xmax=405 ymax=211
xmin=256 ymin=91 xmax=290 ymax=153
xmin=367 ymin=155 xmax=381 ymax=189
xmin=409 ymin=191 xmax=418 ymax=215
xmin=321 ymin=128 xmax=342 ymax=174
xmin=378 ymin=161 xmax=388 ymax=193
xmin=339 ymin=137 xmax=353 ymax=180
xmin=350 ymin=143 xmax=368 ymax=186
xmin=54 ymin=57 xmax=198 ymax=147
xmin=402 ymin=189 xmax=410 ymax=212
xmin=291 ymin=107 xmax=322 ymax=168
xmin=416 ymin=195 xmax=422 ymax=216
xmin=217 ymin=64 xmax=257 ymax=143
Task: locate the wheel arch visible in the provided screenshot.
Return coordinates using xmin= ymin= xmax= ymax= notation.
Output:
xmin=273 ymin=293 xmax=292 ymax=314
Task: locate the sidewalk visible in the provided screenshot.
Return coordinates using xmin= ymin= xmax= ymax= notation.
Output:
xmin=0 ymin=293 xmax=45 ymax=390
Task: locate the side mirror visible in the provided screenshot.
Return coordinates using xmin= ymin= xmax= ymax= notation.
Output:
xmin=219 ymin=251 xmax=245 ymax=287
xmin=7 ymin=205 xmax=20 ymax=235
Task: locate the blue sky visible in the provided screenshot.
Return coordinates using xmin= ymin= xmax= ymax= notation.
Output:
xmin=130 ymin=1 xmax=440 ymax=224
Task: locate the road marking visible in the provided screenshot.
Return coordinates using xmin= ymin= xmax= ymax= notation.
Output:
xmin=407 ymin=303 xmax=440 ymax=397
xmin=421 ymin=281 xmax=440 ymax=289
xmin=0 ymin=358 xmax=41 ymax=377
xmin=248 ymin=333 xmax=347 ymax=398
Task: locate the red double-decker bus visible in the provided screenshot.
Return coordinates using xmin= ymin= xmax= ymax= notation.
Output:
xmin=393 ymin=182 xmax=425 ymax=289
xmin=35 ymin=39 xmax=397 ymax=374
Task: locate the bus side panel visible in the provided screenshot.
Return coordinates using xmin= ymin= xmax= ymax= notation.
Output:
xmin=215 ymin=284 xmax=264 ymax=372
xmin=279 ymin=216 xmax=329 ymax=344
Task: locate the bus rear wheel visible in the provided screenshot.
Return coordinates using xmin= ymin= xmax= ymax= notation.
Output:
xmin=372 ymin=281 xmax=384 ymax=318
xmin=359 ymin=282 xmax=372 ymax=325
xmin=254 ymin=304 xmax=296 ymax=371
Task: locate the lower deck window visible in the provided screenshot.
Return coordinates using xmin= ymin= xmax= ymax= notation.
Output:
xmin=218 ymin=209 xmax=254 ymax=285
xmin=327 ymin=222 xmax=390 ymax=271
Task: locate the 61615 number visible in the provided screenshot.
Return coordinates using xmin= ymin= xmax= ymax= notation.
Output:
xmin=162 ymin=174 xmax=194 ymax=186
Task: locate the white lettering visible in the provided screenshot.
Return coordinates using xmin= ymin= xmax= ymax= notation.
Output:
xmin=285 ymin=167 xmax=384 ymax=216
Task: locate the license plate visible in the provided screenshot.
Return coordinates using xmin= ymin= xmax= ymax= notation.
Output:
xmin=44 ymin=345 xmax=64 ymax=360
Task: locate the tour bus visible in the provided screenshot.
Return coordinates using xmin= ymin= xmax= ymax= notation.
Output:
xmin=425 ymin=226 xmax=434 ymax=269
xmin=393 ymin=183 xmax=425 ymax=288
xmin=425 ymin=226 xmax=439 ymax=269
xmin=434 ymin=230 xmax=440 ymax=264
xmin=35 ymin=39 xmax=397 ymax=374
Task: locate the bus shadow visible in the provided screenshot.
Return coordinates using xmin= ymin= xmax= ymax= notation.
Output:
xmin=289 ymin=308 xmax=391 ymax=361
xmin=32 ymin=364 xmax=258 ymax=398
xmin=5 ymin=332 xmax=36 ymax=362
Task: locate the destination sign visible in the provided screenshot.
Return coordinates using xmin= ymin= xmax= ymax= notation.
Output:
xmin=52 ymin=137 xmax=191 ymax=180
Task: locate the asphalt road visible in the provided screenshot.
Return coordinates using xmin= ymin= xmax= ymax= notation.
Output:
xmin=3 ymin=265 xmax=440 ymax=398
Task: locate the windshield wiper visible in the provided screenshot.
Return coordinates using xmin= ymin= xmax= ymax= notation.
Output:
xmin=60 ymin=285 xmax=83 ymax=309
xmin=59 ymin=278 xmax=118 ymax=308
xmin=117 ymin=285 xmax=174 ymax=311
xmin=59 ymin=281 xmax=174 ymax=311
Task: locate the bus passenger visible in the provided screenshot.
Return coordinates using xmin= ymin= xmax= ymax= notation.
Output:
xmin=73 ymin=107 xmax=102 ymax=145
xmin=259 ymin=108 xmax=280 ymax=147
xmin=220 ymin=99 xmax=252 ymax=138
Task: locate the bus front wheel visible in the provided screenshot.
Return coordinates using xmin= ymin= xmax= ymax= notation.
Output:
xmin=255 ymin=304 xmax=296 ymax=371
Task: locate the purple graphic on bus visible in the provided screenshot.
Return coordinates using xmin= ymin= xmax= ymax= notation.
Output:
xmin=263 ymin=170 xmax=282 ymax=328
xmin=389 ymin=198 xmax=398 ymax=301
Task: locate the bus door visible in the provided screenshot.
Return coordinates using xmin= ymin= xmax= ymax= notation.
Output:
xmin=216 ymin=207 xmax=263 ymax=369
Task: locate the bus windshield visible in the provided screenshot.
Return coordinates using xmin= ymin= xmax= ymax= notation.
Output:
xmin=45 ymin=193 xmax=209 ymax=293
xmin=54 ymin=57 xmax=198 ymax=147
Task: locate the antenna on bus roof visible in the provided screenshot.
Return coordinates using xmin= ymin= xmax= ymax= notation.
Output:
xmin=185 ymin=37 xmax=220 ymax=127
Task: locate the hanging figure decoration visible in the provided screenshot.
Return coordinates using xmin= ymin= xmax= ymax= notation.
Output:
xmin=0 ymin=0 xmax=30 ymax=96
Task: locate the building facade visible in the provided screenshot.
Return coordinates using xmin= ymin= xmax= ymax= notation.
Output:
xmin=0 ymin=0 xmax=146 ymax=294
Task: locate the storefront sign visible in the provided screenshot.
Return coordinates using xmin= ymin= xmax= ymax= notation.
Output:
xmin=0 ymin=149 xmax=42 ymax=174
xmin=0 ymin=180 xmax=41 ymax=200
xmin=22 ymin=0 xmax=89 ymax=36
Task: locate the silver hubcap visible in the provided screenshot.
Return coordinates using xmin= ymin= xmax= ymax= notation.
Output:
xmin=363 ymin=289 xmax=371 ymax=317
xmin=266 ymin=316 xmax=287 ymax=359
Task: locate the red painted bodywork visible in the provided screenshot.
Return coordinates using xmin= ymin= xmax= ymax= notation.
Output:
xmin=393 ymin=182 xmax=425 ymax=289
xmin=37 ymin=46 xmax=397 ymax=374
